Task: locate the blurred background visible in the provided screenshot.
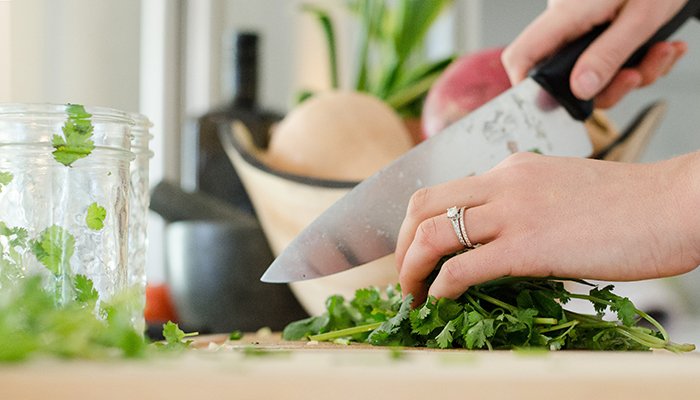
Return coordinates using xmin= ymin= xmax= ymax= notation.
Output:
xmin=2 ymin=0 xmax=700 ymax=340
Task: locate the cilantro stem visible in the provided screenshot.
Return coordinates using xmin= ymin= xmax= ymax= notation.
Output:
xmin=533 ymin=317 xmax=558 ymax=325
xmin=569 ymin=293 xmax=669 ymax=342
xmin=614 ymin=327 xmax=666 ymax=349
xmin=464 ymin=293 xmax=488 ymax=315
xmin=538 ymin=320 xmax=579 ymax=334
xmin=309 ymin=322 xmax=382 ymax=342
xmin=472 ymin=292 xmax=518 ymax=313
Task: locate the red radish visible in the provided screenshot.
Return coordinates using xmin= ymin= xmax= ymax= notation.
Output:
xmin=421 ymin=47 xmax=511 ymax=139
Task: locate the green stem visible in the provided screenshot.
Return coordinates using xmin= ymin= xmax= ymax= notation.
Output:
xmin=302 ymin=5 xmax=339 ymax=89
xmin=538 ymin=320 xmax=579 ymax=334
xmin=533 ymin=317 xmax=559 ymax=326
xmin=614 ymin=327 xmax=666 ymax=349
xmin=309 ymin=322 xmax=382 ymax=342
xmin=385 ymin=70 xmax=441 ymax=109
xmin=569 ymin=293 xmax=669 ymax=342
xmin=472 ymin=292 xmax=518 ymax=314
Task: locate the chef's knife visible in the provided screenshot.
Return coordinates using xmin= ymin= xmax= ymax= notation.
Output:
xmin=261 ymin=0 xmax=700 ymax=283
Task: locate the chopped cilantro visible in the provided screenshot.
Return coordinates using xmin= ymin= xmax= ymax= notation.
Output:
xmin=158 ymin=321 xmax=198 ymax=350
xmin=282 ymin=276 xmax=695 ymax=353
xmin=86 ymin=202 xmax=106 ymax=231
xmin=52 ymin=104 xmax=95 ymax=167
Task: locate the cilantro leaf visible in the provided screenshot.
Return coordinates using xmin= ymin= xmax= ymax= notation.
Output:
xmin=73 ymin=274 xmax=99 ymax=303
xmin=0 ymin=171 xmax=12 ymax=191
xmin=160 ymin=321 xmax=198 ymax=350
xmin=368 ymin=294 xmax=412 ymax=344
xmin=612 ymin=297 xmax=637 ymax=327
xmin=436 ymin=317 xmax=461 ymax=349
xmin=282 ymin=315 xmax=329 ymax=340
xmin=0 ymin=221 xmax=28 ymax=248
xmin=30 ymin=225 xmax=75 ymax=276
xmin=410 ymin=297 xmax=442 ymax=335
xmin=52 ymin=104 xmax=95 ymax=167
xmin=86 ymin=202 xmax=106 ymax=231
xmin=463 ymin=312 xmax=495 ymax=349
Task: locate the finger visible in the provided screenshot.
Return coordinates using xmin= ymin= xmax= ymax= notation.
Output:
xmin=571 ymin=2 xmax=686 ymax=99
xmin=395 ymin=176 xmax=491 ymax=270
xmin=658 ymin=41 xmax=688 ymax=76
xmin=398 ymin=205 xmax=499 ymax=303
xmin=502 ymin=0 xmax=615 ymax=84
xmin=594 ymin=69 xmax=642 ymax=109
xmin=428 ymin=243 xmax=518 ymax=300
xmin=594 ymin=41 xmax=684 ymax=108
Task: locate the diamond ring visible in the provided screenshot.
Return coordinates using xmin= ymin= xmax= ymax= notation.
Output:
xmin=446 ymin=206 xmax=468 ymax=247
xmin=458 ymin=206 xmax=473 ymax=248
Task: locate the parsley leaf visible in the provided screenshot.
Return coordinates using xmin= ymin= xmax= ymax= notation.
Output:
xmin=86 ymin=202 xmax=107 ymax=231
xmin=52 ymin=104 xmax=95 ymax=167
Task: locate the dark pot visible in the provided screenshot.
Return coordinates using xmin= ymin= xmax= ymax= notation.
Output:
xmin=165 ymin=219 xmax=308 ymax=333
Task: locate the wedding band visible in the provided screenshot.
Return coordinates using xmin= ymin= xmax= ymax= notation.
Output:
xmin=446 ymin=206 xmax=468 ymax=247
xmin=459 ymin=206 xmax=474 ymax=248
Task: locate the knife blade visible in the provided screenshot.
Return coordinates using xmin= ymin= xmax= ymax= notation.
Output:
xmin=261 ymin=0 xmax=700 ymax=283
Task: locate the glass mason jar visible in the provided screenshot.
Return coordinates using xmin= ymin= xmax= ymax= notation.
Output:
xmin=0 ymin=104 xmax=135 ymax=314
xmin=127 ymin=112 xmax=153 ymax=333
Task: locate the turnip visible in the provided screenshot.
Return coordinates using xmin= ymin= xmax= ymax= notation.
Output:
xmin=264 ymin=91 xmax=413 ymax=181
xmin=421 ymin=47 xmax=511 ymax=139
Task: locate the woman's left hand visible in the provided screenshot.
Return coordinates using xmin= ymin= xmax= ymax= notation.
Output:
xmin=395 ymin=152 xmax=700 ymax=305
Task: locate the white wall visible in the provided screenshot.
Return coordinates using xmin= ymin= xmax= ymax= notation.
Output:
xmin=10 ymin=0 xmax=141 ymax=111
xmin=0 ymin=1 xmax=10 ymax=102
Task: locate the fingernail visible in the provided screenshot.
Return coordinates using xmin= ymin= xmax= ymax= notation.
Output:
xmin=574 ymin=69 xmax=601 ymax=99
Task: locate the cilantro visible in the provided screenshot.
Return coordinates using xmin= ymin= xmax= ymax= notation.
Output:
xmin=0 ymin=171 xmax=12 ymax=191
xmin=0 ymin=275 xmax=147 ymax=361
xmin=29 ymin=225 xmax=75 ymax=276
xmin=158 ymin=321 xmax=198 ymax=350
xmin=52 ymin=104 xmax=95 ymax=167
xmin=0 ymin=222 xmax=29 ymax=284
xmin=73 ymin=273 xmax=99 ymax=303
xmin=283 ymin=277 xmax=695 ymax=353
xmin=435 ymin=319 xmax=457 ymax=349
xmin=229 ymin=330 xmax=243 ymax=341
xmin=86 ymin=202 xmax=107 ymax=231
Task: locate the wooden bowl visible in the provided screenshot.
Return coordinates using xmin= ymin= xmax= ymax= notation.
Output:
xmin=219 ymin=122 xmax=399 ymax=316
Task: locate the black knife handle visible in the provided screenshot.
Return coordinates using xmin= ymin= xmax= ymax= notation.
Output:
xmin=531 ymin=0 xmax=700 ymax=121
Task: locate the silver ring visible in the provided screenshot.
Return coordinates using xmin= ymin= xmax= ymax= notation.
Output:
xmin=459 ymin=206 xmax=474 ymax=248
xmin=446 ymin=206 xmax=467 ymax=247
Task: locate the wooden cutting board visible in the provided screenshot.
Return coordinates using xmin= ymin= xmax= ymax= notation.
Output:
xmin=1 ymin=332 xmax=699 ymax=400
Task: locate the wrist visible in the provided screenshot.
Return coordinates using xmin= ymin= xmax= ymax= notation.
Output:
xmin=668 ymin=151 xmax=700 ymax=267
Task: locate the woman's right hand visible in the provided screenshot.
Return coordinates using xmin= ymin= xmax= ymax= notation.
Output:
xmin=501 ymin=0 xmax=689 ymax=108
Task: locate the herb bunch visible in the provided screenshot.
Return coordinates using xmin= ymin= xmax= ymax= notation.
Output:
xmin=283 ymin=278 xmax=695 ymax=352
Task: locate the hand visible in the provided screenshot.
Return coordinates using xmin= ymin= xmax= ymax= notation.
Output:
xmin=395 ymin=152 xmax=700 ymax=304
xmin=501 ymin=0 xmax=688 ymax=108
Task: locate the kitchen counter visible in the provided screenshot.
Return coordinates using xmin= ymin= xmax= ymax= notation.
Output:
xmin=2 ymin=333 xmax=699 ymax=399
